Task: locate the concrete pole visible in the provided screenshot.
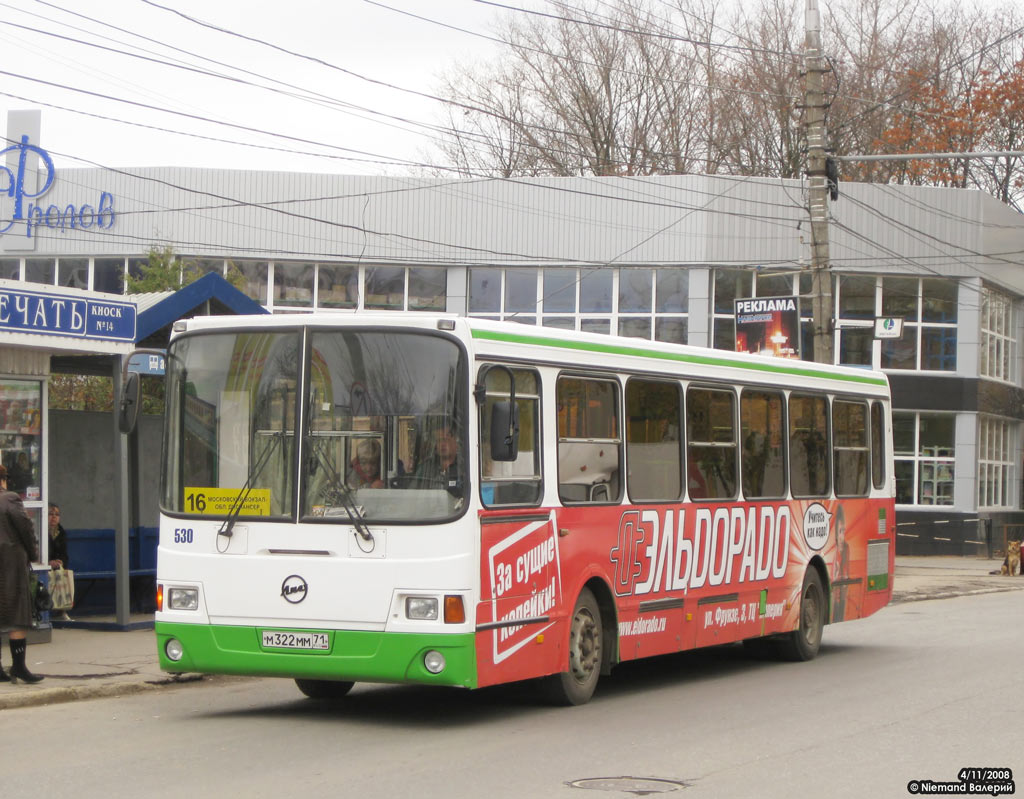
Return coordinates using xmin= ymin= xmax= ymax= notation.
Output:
xmin=805 ymin=0 xmax=833 ymax=364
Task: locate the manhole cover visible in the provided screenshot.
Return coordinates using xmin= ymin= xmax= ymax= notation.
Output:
xmin=568 ymin=777 xmax=689 ymax=795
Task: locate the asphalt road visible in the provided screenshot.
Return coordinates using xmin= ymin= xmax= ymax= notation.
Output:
xmin=3 ymin=589 xmax=1020 ymax=799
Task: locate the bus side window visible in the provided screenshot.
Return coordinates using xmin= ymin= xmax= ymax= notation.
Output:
xmin=789 ymin=394 xmax=830 ymax=498
xmin=479 ymin=367 xmax=542 ymax=507
xmin=557 ymin=376 xmax=622 ymax=504
xmin=625 ymin=378 xmax=683 ymax=502
xmin=741 ymin=390 xmax=786 ymax=499
xmin=834 ymin=399 xmax=869 ymax=497
xmin=870 ymin=401 xmax=886 ymax=490
xmin=686 ymin=387 xmax=737 ymax=500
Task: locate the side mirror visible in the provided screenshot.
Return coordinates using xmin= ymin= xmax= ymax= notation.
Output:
xmin=118 ymin=372 xmax=141 ymax=434
xmin=489 ymin=400 xmax=519 ymax=462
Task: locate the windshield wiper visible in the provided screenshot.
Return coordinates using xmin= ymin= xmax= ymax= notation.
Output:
xmin=216 ymin=429 xmax=284 ymax=546
xmin=308 ymin=437 xmax=375 ymax=545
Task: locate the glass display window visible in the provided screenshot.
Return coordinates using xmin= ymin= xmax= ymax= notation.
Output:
xmin=0 ymin=378 xmax=43 ymax=502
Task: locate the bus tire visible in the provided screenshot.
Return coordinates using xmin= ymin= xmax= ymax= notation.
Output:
xmin=541 ymin=587 xmax=602 ymax=706
xmin=776 ymin=568 xmax=825 ymax=662
xmin=294 ymin=678 xmax=355 ymax=699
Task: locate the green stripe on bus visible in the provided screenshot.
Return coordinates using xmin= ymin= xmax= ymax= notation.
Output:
xmin=471 ymin=328 xmax=889 ymax=386
xmin=155 ymin=622 xmax=477 ymax=688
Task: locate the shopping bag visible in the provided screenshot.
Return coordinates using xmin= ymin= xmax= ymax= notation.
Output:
xmin=49 ymin=567 xmax=75 ymax=611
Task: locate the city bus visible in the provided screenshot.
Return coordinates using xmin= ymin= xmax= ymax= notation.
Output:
xmin=146 ymin=313 xmax=894 ymax=705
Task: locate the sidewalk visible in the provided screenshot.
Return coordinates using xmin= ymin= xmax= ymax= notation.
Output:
xmin=2 ymin=556 xmax=1022 ymax=710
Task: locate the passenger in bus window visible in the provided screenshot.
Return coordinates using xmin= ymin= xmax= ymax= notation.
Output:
xmin=414 ymin=424 xmax=462 ymax=492
xmin=346 ymin=439 xmax=385 ymax=489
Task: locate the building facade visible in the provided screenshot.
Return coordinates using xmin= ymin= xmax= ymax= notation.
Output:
xmin=5 ymin=112 xmax=1024 ymax=559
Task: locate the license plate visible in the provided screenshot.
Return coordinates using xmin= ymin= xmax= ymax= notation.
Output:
xmin=261 ymin=630 xmax=330 ymax=650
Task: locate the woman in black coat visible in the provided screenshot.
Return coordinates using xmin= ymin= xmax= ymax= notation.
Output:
xmin=0 ymin=464 xmax=43 ymax=683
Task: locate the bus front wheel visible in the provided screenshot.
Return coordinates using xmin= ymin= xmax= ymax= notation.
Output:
xmin=541 ymin=587 xmax=602 ymax=706
xmin=776 ymin=568 xmax=825 ymax=661
xmin=294 ymin=678 xmax=355 ymax=699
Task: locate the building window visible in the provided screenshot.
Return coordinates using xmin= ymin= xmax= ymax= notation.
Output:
xmin=0 ymin=258 xmax=20 ymax=280
xmin=835 ymin=276 xmax=957 ymax=371
xmin=978 ymin=416 xmax=1013 ymax=508
xmin=94 ymin=258 xmax=125 ymax=294
xmin=58 ymin=258 xmax=89 ymax=289
xmin=316 ymin=263 xmax=356 ymax=309
xmin=712 ymin=269 xmax=812 ymax=358
xmin=469 ymin=267 xmax=688 ymax=343
xmin=879 ymin=277 xmax=957 ymax=371
xmin=980 ymin=286 xmax=1014 ymax=383
xmin=25 ymin=258 xmax=55 ymax=286
xmin=274 ymin=261 xmax=315 ymax=307
xmin=231 ymin=260 xmax=269 ymax=304
xmin=893 ymin=412 xmax=955 ymax=505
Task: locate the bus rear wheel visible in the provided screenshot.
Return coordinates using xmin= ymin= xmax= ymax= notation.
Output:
xmin=776 ymin=568 xmax=825 ymax=661
xmin=294 ymin=678 xmax=355 ymax=699
xmin=541 ymin=587 xmax=602 ymax=706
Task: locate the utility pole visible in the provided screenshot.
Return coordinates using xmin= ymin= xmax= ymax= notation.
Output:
xmin=804 ymin=0 xmax=833 ymax=364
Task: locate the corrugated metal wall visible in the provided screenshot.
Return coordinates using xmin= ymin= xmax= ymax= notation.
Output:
xmin=19 ymin=168 xmax=1024 ymax=293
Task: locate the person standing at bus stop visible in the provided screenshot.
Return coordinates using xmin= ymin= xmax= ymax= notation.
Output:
xmin=0 ymin=464 xmax=44 ymax=683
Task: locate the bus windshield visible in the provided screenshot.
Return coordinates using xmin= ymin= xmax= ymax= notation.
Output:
xmin=162 ymin=328 xmax=466 ymax=523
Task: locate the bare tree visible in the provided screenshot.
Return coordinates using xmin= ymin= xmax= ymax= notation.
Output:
xmin=428 ymin=0 xmax=1024 ymax=207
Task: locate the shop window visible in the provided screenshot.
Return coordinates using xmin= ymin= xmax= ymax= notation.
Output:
xmin=544 ymin=268 xmax=577 ymax=312
xmin=469 ymin=268 xmax=501 ymax=313
xmin=618 ymin=317 xmax=651 ymax=339
xmin=979 ymin=416 xmax=1014 ymax=508
xmin=364 ymin=265 xmax=404 ymax=310
xmin=839 ymin=276 xmax=876 ymax=320
xmin=317 ymin=263 xmax=357 ymax=309
xmin=505 ymin=268 xmax=538 ymax=313
xmin=0 ymin=379 xmax=42 ymax=503
xmin=656 ymin=269 xmax=688 ymax=312
xmin=274 ymin=261 xmax=315 ymax=307
xmin=25 ymin=258 xmax=55 ymax=286
xmin=655 ymin=317 xmax=687 ymax=345
xmin=94 ymin=258 xmax=125 ymax=294
xmin=58 ymin=258 xmax=89 ymax=289
xmin=231 ymin=260 xmax=269 ymax=304
xmin=893 ymin=412 xmax=954 ymax=505
xmin=619 ymin=269 xmax=653 ymax=313
xmin=980 ymin=287 xmax=1014 ymax=382
xmin=0 ymin=258 xmax=20 ymax=280
xmin=408 ymin=267 xmax=446 ymax=311
xmin=580 ymin=270 xmax=613 ymax=312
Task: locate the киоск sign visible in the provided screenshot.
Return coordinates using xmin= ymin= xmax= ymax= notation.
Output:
xmin=0 ymin=286 xmax=136 ymax=342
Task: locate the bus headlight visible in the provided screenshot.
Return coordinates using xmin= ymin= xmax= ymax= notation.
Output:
xmin=405 ymin=597 xmax=438 ymax=620
xmin=424 ymin=650 xmax=446 ymax=674
xmin=168 ymin=587 xmax=199 ymax=611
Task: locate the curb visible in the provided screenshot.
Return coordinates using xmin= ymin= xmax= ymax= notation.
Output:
xmin=0 ymin=673 xmax=205 ymax=711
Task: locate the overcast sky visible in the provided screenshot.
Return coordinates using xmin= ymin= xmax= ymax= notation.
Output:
xmin=0 ymin=0 xmax=506 ymax=174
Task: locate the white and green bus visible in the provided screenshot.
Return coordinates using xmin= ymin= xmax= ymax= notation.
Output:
xmin=144 ymin=313 xmax=894 ymax=705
